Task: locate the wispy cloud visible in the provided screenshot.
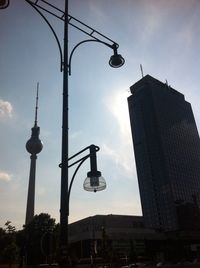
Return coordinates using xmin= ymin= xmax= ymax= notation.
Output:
xmin=101 ymin=143 xmax=135 ymax=178
xmin=0 ymin=171 xmax=12 ymax=182
xmin=0 ymin=99 xmax=13 ymax=119
xmin=138 ymin=0 xmax=200 ymax=47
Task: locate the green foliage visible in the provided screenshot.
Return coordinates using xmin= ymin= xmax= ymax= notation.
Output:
xmin=0 ymin=213 xmax=58 ymax=266
xmin=0 ymin=221 xmax=19 ymax=264
xmin=22 ymin=213 xmax=57 ymax=265
xmin=5 ymin=221 xmax=16 ymax=233
xmin=0 ymin=213 xmax=58 ymax=265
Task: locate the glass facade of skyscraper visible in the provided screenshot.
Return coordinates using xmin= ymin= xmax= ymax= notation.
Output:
xmin=128 ymin=75 xmax=200 ymax=231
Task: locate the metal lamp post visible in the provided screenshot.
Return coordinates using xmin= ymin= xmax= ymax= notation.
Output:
xmin=1 ymin=1 xmax=125 ymax=267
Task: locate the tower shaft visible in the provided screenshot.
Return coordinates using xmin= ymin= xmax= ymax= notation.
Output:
xmin=25 ymin=154 xmax=37 ymax=225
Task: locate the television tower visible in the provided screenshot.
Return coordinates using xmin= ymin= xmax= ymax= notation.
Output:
xmin=25 ymin=83 xmax=43 ymax=225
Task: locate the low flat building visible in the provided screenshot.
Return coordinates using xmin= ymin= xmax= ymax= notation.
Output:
xmin=68 ymin=214 xmax=164 ymax=263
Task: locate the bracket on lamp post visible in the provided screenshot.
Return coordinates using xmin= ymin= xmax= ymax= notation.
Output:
xmin=59 ymin=144 xmax=106 ymax=216
xmin=25 ymin=0 xmax=125 ymax=73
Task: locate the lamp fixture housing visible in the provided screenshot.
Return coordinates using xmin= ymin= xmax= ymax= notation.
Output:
xmin=83 ymin=170 xmax=106 ymax=192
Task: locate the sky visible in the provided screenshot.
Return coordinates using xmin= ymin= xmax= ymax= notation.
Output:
xmin=0 ymin=0 xmax=200 ymax=230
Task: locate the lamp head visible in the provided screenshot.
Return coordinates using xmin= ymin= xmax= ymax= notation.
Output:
xmin=0 ymin=0 xmax=9 ymax=8
xmin=83 ymin=170 xmax=106 ymax=192
xmin=109 ymin=53 xmax=125 ymax=68
xmin=109 ymin=43 xmax=125 ymax=68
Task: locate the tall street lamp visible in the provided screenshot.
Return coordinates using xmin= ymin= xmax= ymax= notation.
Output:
xmin=1 ymin=1 xmax=125 ymax=267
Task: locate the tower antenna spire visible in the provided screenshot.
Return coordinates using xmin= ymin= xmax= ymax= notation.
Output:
xmin=140 ymin=64 xmax=144 ymax=78
xmin=34 ymin=82 xmax=39 ymax=126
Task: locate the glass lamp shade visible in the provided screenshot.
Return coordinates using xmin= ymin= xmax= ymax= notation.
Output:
xmin=0 ymin=0 xmax=9 ymax=8
xmin=83 ymin=171 xmax=106 ymax=192
xmin=109 ymin=54 xmax=125 ymax=68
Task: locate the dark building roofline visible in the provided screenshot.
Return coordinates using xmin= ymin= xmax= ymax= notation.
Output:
xmin=70 ymin=214 xmax=143 ymax=224
xmin=129 ymin=74 xmax=184 ymax=100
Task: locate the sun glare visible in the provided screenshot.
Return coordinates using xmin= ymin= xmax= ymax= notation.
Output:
xmin=108 ymin=89 xmax=131 ymax=138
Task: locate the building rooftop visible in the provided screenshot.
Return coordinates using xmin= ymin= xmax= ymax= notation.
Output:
xmin=129 ymin=74 xmax=184 ymax=101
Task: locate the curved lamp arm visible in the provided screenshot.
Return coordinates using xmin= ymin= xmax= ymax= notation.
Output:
xmin=59 ymin=144 xmax=106 ymax=216
xmin=25 ymin=0 xmax=125 ymax=74
xmin=59 ymin=144 xmax=102 ymax=215
xmin=67 ymin=155 xmax=89 ymax=215
xmin=25 ymin=0 xmax=63 ymax=71
xmin=68 ymin=39 xmax=123 ymax=75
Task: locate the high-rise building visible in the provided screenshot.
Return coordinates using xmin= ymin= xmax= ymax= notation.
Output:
xmin=25 ymin=84 xmax=43 ymax=225
xmin=128 ymin=75 xmax=200 ymax=231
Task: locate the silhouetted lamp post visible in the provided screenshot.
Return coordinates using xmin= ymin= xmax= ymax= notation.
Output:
xmin=1 ymin=1 xmax=125 ymax=267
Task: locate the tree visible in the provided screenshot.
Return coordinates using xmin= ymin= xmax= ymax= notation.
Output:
xmin=0 ymin=227 xmax=7 ymax=262
xmin=22 ymin=213 xmax=57 ymax=265
xmin=0 ymin=221 xmax=19 ymax=266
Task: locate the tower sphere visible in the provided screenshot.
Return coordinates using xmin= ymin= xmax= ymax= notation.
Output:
xmin=26 ymin=136 xmax=43 ymax=154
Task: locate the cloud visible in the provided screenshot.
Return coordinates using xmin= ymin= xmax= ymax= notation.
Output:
xmin=0 ymin=99 xmax=13 ymax=119
xmin=137 ymin=0 xmax=200 ymax=48
xmin=101 ymin=143 xmax=135 ymax=178
xmin=0 ymin=171 xmax=12 ymax=182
